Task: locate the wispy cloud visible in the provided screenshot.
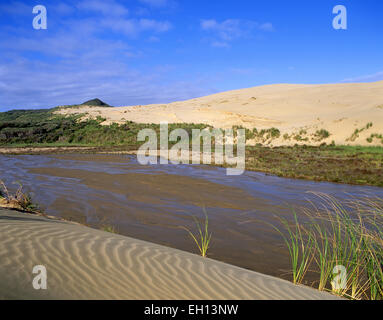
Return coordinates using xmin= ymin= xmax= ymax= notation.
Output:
xmin=342 ymin=71 xmax=383 ymax=83
xmin=259 ymin=22 xmax=274 ymax=32
xmin=0 ymin=1 xmax=30 ymax=16
xmin=0 ymin=54 xmax=212 ymax=110
xmin=138 ymin=0 xmax=175 ymax=8
xmin=0 ymin=0 xmax=181 ymax=110
xmin=100 ymin=18 xmax=172 ymax=37
xmin=77 ymin=0 xmax=129 ymax=16
xmin=200 ymin=19 xmax=273 ymax=47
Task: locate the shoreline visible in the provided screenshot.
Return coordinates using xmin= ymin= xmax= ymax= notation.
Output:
xmin=1 ymin=153 xmax=381 ymax=300
xmin=0 ymin=208 xmax=340 ymax=300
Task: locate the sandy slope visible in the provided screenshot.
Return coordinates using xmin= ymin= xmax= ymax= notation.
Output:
xmin=0 ymin=209 xmax=338 ymax=300
xmin=56 ymin=81 xmax=383 ymax=146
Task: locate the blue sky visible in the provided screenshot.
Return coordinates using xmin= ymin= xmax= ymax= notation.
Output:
xmin=0 ymin=0 xmax=382 ymax=111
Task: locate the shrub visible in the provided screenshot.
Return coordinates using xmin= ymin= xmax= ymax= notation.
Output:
xmin=314 ymin=129 xmax=330 ymax=141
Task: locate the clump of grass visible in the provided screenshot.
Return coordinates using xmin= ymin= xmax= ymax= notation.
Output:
xmin=273 ymin=193 xmax=383 ymax=300
xmin=102 ymin=225 xmax=117 ymax=234
xmin=366 ymin=133 xmax=383 ymax=144
xmin=347 ymin=123 xmax=373 ymax=142
xmin=314 ymin=129 xmax=330 ymax=141
xmin=252 ymin=128 xmax=281 ymax=143
xmin=293 ymin=134 xmax=309 ymax=142
xmin=271 ymin=211 xmax=314 ymax=284
xmin=182 ymin=209 xmax=212 ymax=257
xmin=0 ymin=180 xmax=40 ymax=212
xmin=232 ymin=125 xmax=255 ymax=140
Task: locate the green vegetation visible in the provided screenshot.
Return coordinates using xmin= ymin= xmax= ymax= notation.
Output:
xmin=53 ymin=98 xmax=112 ymax=110
xmin=81 ymin=98 xmax=110 ymax=107
xmin=313 ymin=129 xmax=330 ymax=141
xmin=1 ymin=109 xmax=382 ymax=186
xmin=367 ymin=133 xmax=383 ymax=144
xmin=0 ymin=108 xmax=211 ymax=147
xmin=244 ymin=145 xmax=383 ymax=187
xmin=293 ymin=133 xmax=309 ymax=142
xmin=182 ymin=209 xmax=212 ymax=258
xmin=231 ymin=126 xmax=281 ymax=143
xmin=272 ymin=211 xmax=313 ymax=284
xmin=273 ymin=193 xmax=383 ymax=300
xmin=347 ymin=122 xmax=373 ymax=142
xmin=102 ymin=225 xmax=117 ymax=234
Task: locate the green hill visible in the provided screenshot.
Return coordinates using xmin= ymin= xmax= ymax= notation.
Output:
xmin=81 ymin=98 xmax=110 ymax=107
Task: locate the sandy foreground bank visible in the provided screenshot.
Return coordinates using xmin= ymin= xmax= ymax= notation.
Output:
xmin=0 ymin=209 xmax=338 ymax=300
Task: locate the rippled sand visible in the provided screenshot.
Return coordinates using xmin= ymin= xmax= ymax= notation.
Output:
xmin=0 ymin=209 xmax=339 ymax=300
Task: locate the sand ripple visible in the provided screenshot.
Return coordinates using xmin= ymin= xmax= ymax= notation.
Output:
xmin=0 ymin=209 xmax=338 ymax=300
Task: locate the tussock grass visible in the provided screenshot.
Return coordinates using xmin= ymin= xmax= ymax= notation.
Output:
xmin=313 ymin=129 xmax=330 ymax=141
xmin=182 ymin=208 xmax=212 ymax=257
xmin=275 ymin=192 xmax=383 ymax=300
xmin=272 ymin=211 xmax=314 ymax=284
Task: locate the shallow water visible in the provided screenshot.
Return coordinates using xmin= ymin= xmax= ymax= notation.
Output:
xmin=1 ymin=154 xmax=382 ymax=280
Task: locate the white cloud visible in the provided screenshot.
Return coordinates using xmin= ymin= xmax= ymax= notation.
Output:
xmin=53 ymin=3 xmax=75 ymax=15
xmin=0 ymin=16 xmax=204 ymax=110
xmin=200 ymin=19 xmax=273 ymax=47
xmin=100 ymin=18 xmax=172 ymax=36
xmin=0 ymin=56 xmax=213 ymax=110
xmin=211 ymin=41 xmax=229 ymax=48
xmin=342 ymin=71 xmax=383 ymax=83
xmin=0 ymin=1 xmax=30 ymax=16
xmin=0 ymin=0 xmax=211 ymax=110
xmin=139 ymin=0 xmax=172 ymax=7
xmin=148 ymin=36 xmax=160 ymax=42
xmin=259 ymin=22 xmax=274 ymax=32
xmin=77 ymin=0 xmax=129 ymax=16
xmin=201 ymin=19 xmax=247 ymax=41
xmin=139 ymin=18 xmax=172 ymax=32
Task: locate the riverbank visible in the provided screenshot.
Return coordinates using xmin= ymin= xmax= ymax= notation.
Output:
xmin=0 ymin=208 xmax=339 ymax=300
xmin=1 ymin=145 xmax=382 ymax=187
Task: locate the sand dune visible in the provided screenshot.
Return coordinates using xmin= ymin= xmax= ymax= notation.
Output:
xmin=0 ymin=209 xmax=339 ymax=300
xmin=56 ymin=81 xmax=383 ymax=146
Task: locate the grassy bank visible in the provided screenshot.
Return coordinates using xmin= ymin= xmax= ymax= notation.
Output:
xmin=243 ymin=145 xmax=383 ymax=187
xmin=1 ymin=108 xmax=383 ymax=187
xmin=0 ymin=108 xmax=211 ymax=146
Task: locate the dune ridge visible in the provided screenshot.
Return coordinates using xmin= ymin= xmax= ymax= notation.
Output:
xmin=0 ymin=209 xmax=339 ymax=300
xmin=56 ymin=81 xmax=383 ymax=146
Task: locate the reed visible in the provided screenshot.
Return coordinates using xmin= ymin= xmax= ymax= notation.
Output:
xmin=272 ymin=210 xmax=314 ymax=284
xmin=275 ymin=192 xmax=383 ymax=299
xmin=182 ymin=208 xmax=212 ymax=257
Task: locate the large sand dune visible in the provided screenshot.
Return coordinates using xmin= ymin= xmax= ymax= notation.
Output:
xmin=0 ymin=209 xmax=338 ymax=300
xmin=56 ymin=81 xmax=383 ymax=146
